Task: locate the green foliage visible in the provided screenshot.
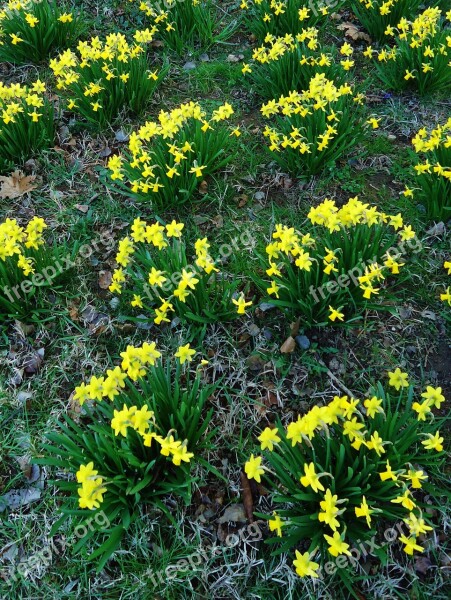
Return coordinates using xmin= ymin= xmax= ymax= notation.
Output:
xmin=0 ymin=0 xmax=86 ymax=64
xmin=261 ymin=75 xmax=366 ymax=177
xmin=253 ymin=196 xmax=415 ymax=327
xmin=38 ymin=355 xmax=218 ymax=571
xmin=106 ymin=101 xmax=237 ymax=209
xmin=109 ymin=218 xmax=242 ymax=326
xmin=0 ymin=81 xmax=55 ymax=169
xmin=365 ymin=8 xmax=451 ymax=95
xmin=50 ymin=31 xmax=167 ymax=128
xmin=136 ymin=0 xmax=236 ymax=53
xmin=350 ymin=0 xmax=423 ymax=42
xmin=251 ymin=380 xmax=446 ymax=576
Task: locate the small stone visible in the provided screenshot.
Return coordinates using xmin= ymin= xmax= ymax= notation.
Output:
xmin=262 ymin=328 xmax=272 ymax=341
xmin=426 ymin=222 xmax=445 ymax=236
xmin=259 ymin=302 xmax=276 ymax=312
xmin=254 ymin=191 xmax=265 ymax=201
xmin=248 ymin=324 xmax=260 ymax=336
xmin=199 ymin=53 xmax=210 ymax=62
xmin=183 ymin=61 xmax=196 ymax=70
xmin=115 ymin=129 xmax=129 ymax=143
xmin=295 ymin=335 xmax=310 ymax=350
xmin=406 ymin=345 xmax=416 ymax=355
xmin=387 ymin=134 xmax=397 ymax=141
xmin=109 ymin=298 xmax=120 ymax=310
xmin=136 ymin=315 xmax=152 ymax=330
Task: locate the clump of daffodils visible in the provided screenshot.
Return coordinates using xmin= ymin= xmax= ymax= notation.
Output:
xmin=240 ymin=0 xmax=336 ymax=41
xmin=242 ymin=30 xmax=352 ymax=100
xmin=135 ymin=0 xmax=233 ymax=53
xmin=260 ymin=73 xmax=366 ymax=176
xmin=255 ymin=196 xmax=417 ymax=326
xmin=246 ymin=370 xmax=446 ymax=578
xmin=0 ymin=216 xmax=77 ymax=320
xmin=107 ymin=101 xmax=238 ymax=208
xmin=403 ymin=119 xmax=451 ymax=221
xmin=50 ymin=30 xmax=166 ymax=127
xmin=108 ymin=218 xmax=243 ymax=325
xmin=441 ymin=260 xmax=451 ymax=307
xmin=350 ymin=0 xmax=423 ymax=42
xmin=0 ymin=216 xmax=46 ymax=274
xmin=363 ymin=8 xmax=451 ymax=95
xmin=0 ymin=79 xmax=54 ymax=169
xmin=0 ymin=0 xmax=84 ymax=64
xmin=42 ymin=341 xmax=217 ymax=567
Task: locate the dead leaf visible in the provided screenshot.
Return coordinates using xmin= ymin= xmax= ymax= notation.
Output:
xmin=74 ymin=204 xmax=89 ymax=213
xmin=337 ymin=22 xmax=371 ymax=43
xmin=198 ymin=180 xmax=208 ymax=195
xmin=241 ymin=472 xmax=254 ymax=522
xmin=290 ymin=317 xmax=301 ymax=337
xmin=98 ymin=270 xmax=112 ymax=290
xmin=218 ymin=504 xmax=247 ymax=524
xmin=23 ymin=348 xmax=44 ymax=375
xmin=0 ymin=487 xmax=41 ymax=512
xmin=414 ymin=556 xmax=432 ymax=575
xmin=213 ymin=214 xmax=224 ymax=228
xmin=0 ymin=171 xmax=37 ymax=199
xmin=280 ymin=336 xmax=296 ymax=354
xmin=226 ymin=54 xmax=244 ymax=63
xmin=236 ymin=193 xmax=249 ymax=207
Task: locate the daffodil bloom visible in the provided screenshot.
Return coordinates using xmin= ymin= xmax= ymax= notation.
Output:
xmin=355 ymin=496 xmax=374 ymax=528
xmin=300 ymin=462 xmax=326 ymax=493
xmin=174 ymin=344 xmax=196 ymax=365
xmin=233 ymin=294 xmax=252 ymax=315
xmin=258 ymin=427 xmax=281 ymax=451
xmin=388 ymin=368 xmax=409 ymax=391
xmin=421 ymin=431 xmax=443 ymax=452
xmin=420 ymin=386 xmax=445 ymax=409
xmin=268 ymin=512 xmax=284 ymax=537
xmin=328 ymin=306 xmax=344 ymax=322
xmin=412 ymin=400 xmax=432 ymax=421
xmin=403 ymin=468 xmax=427 ymax=489
xmin=293 ymin=551 xmax=319 ymax=578
xmin=404 ymin=512 xmax=433 ymax=536
xmin=391 ymin=489 xmax=416 ymax=511
xmin=379 ymin=460 xmax=398 ymax=482
xmin=364 ymin=396 xmax=384 ymax=418
xmin=245 ymin=454 xmax=265 ymax=483
xmin=324 ymin=531 xmax=351 ymax=557
xmin=399 ymin=535 xmax=423 ymax=555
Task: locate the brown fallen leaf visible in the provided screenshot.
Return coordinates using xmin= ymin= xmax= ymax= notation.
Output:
xmin=198 ymin=180 xmax=208 ymax=195
xmin=241 ymin=472 xmax=254 ymax=522
xmin=98 ymin=270 xmax=112 ymax=290
xmin=0 ymin=171 xmax=37 ymax=199
xmin=337 ymin=22 xmax=371 ymax=43
xmin=280 ymin=336 xmax=296 ymax=354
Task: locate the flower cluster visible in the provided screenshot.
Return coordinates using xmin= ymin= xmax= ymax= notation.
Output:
xmin=0 ymin=216 xmax=47 ymax=274
xmin=107 ymin=101 xmax=238 ymax=208
xmin=256 ymin=196 xmax=415 ymax=326
xmin=0 ymin=0 xmax=83 ymax=64
xmin=245 ymin=371 xmax=445 ymax=578
xmin=242 ymin=30 xmax=352 ymax=100
xmin=50 ymin=30 xmax=165 ymax=126
xmin=42 ymin=341 xmax=217 ymax=568
xmin=107 ymin=218 xmax=241 ymax=325
xmin=239 ymin=0 xmax=335 ymax=40
xmin=260 ymin=73 xmax=366 ymax=176
xmin=350 ymin=0 xmax=423 ymax=41
xmin=0 ymin=79 xmax=55 ymax=167
xmin=441 ymin=260 xmax=451 ymax=307
xmin=76 ymin=462 xmax=107 ymax=510
xmin=404 ymin=119 xmax=451 ymax=221
xmin=363 ymin=8 xmax=451 ymax=95
xmin=134 ymin=0 xmax=233 ymax=53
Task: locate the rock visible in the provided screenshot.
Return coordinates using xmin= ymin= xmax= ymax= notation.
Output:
xmin=115 ymin=129 xmax=129 ymax=143
xmin=426 ymin=222 xmax=445 ymax=236
xmin=199 ymin=53 xmax=210 ymax=62
xmin=109 ymin=297 xmax=120 ymax=310
xmin=218 ymin=504 xmax=247 ymax=524
xmin=248 ymin=324 xmax=260 ymax=336
xmin=262 ymin=328 xmax=272 ymax=341
xmin=183 ymin=61 xmax=196 ymax=70
xmin=254 ymin=191 xmax=265 ymax=201
xmin=295 ymin=335 xmax=310 ymax=350
xmin=259 ymin=302 xmax=276 ymax=312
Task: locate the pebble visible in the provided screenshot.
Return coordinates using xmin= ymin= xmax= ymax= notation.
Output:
xmin=295 ymin=335 xmax=311 ymax=350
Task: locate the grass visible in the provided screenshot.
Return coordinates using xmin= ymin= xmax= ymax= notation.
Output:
xmin=0 ymin=1 xmax=450 ymax=598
